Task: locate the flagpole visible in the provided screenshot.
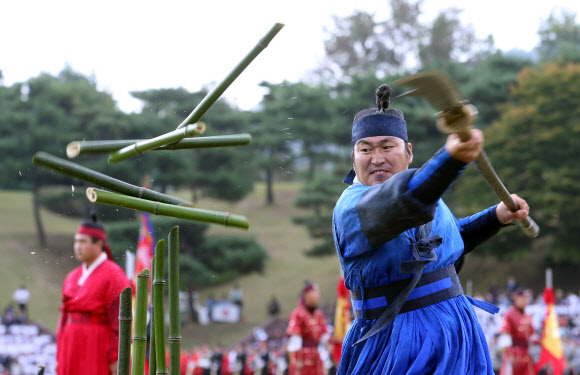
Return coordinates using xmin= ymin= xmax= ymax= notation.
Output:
xmin=546 ymin=268 xmax=553 ymax=289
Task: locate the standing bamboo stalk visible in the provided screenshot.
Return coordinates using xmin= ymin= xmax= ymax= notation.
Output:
xmin=131 ymin=269 xmax=150 ymax=375
xmin=67 ymin=134 xmax=252 ymax=158
xmin=32 ymin=152 xmax=191 ymax=206
xmin=153 ymin=240 xmax=168 ymax=374
xmin=107 ymin=22 xmax=284 ymax=163
xmin=86 ymin=188 xmax=249 ymax=229
xmin=117 ymin=287 xmax=133 ymax=375
xmin=148 ymin=256 xmax=157 ymax=375
xmin=168 ymin=226 xmax=181 ymax=375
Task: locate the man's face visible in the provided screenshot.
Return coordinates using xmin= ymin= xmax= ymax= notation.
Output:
xmin=303 ymin=288 xmax=320 ymax=308
xmin=353 ymin=136 xmax=413 ymax=186
xmin=73 ymin=233 xmax=102 ymax=264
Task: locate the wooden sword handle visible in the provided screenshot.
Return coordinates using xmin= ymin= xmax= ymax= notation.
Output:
xmin=456 ymin=127 xmax=540 ymax=238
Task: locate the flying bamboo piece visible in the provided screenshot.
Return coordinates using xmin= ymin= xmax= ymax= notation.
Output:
xmin=87 ymin=188 xmax=250 ymax=229
xmin=66 ymin=134 xmax=252 ymax=158
xmin=153 ymin=241 xmax=168 ymax=375
xmin=168 ymin=226 xmax=181 ymax=375
xmin=37 ymin=366 xmax=45 ymax=375
xmin=32 ymin=152 xmax=192 ymax=206
xmin=149 ymin=256 xmax=157 ymax=375
xmin=108 ymin=22 xmax=284 ymax=163
xmin=108 ymin=122 xmax=206 ymax=163
xmin=117 ymin=287 xmax=133 ymax=375
xmin=131 ymin=269 xmax=150 ymax=375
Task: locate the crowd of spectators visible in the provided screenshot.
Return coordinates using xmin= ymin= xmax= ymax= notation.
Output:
xmin=475 ymin=280 xmax=580 ymax=374
xmin=7 ymin=279 xmax=580 ymax=374
xmin=0 ymin=323 xmax=56 ymax=375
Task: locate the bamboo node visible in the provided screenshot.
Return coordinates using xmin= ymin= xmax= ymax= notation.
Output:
xmin=138 ymin=187 xmax=145 ymax=198
xmin=168 ymin=337 xmax=182 ymax=341
xmin=118 ymin=317 xmax=133 ymax=321
xmin=224 ymin=211 xmax=230 ymax=226
xmin=133 ymin=336 xmax=148 ymax=341
xmin=134 ymin=142 xmax=143 ymax=154
xmin=152 ymin=281 xmax=166 ymax=285
xmin=153 ymin=202 xmax=160 ymax=214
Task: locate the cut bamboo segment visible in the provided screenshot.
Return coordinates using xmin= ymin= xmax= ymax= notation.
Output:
xmin=86 ymin=188 xmax=249 ymax=229
xmin=32 ymin=152 xmax=192 ymax=206
xmin=66 ymin=133 xmax=251 ymax=158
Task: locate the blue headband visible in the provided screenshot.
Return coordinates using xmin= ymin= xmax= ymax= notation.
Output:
xmin=351 ymin=113 xmax=408 ymax=146
xmin=344 ymin=113 xmax=408 ymax=184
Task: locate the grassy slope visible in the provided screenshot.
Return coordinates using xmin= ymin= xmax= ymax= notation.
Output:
xmin=0 ymin=183 xmax=342 ymax=347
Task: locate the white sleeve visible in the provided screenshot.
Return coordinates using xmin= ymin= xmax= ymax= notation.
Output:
xmin=287 ymin=335 xmax=303 ymax=352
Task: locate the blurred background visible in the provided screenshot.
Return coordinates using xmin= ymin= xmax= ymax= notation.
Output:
xmin=1 ymin=0 xmax=580 ymax=374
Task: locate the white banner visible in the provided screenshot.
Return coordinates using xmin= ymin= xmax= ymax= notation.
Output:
xmin=211 ymin=302 xmax=240 ymax=323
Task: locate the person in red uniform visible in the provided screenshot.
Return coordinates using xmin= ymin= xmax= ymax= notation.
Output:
xmin=498 ymin=288 xmax=537 ymax=375
xmin=56 ymin=213 xmax=130 ymax=375
xmin=285 ymin=282 xmax=328 ymax=375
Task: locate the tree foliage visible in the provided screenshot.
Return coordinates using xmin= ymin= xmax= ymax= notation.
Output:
xmin=537 ymin=9 xmax=580 ymax=63
xmin=453 ymin=62 xmax=580 ymax=263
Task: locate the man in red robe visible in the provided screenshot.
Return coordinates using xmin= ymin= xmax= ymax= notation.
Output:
xmin=285 ymin=282 xmax=328 ymax=375
xmin=56 ymin=214 xmax=130 ymax=375
xmin=498 ymin=288 xmax=536 ymax=375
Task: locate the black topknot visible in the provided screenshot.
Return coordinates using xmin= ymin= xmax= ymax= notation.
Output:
xmin=353 ymin=84 xmax=404 ymax=124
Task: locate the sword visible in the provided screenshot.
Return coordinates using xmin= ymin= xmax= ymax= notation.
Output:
xmin=391 ymin=71 xmax=539 ymax=238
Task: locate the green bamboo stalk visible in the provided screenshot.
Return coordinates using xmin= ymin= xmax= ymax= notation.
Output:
xmin=67 ymin=134 xmax=252 ymax=158
xmin=107 ymin=22 xmax=284 ymax=163
xmin=108 ymin=122 xmax=206 ymax=164
xmin=175 ymin=23 xmax=284 ymax=130
xmin=117 ymin=287 xmax=133 ymax=375
xmin=148 ymin=256 xmax=157 ymax=375
xmin=131 ymin=269 xmax=150 ymax=375
xmin=32 ymin=152 xmax=192 ymax=206
xmin=86 ymin=188 xmax=250 ymax=230
xmin=153 ymin=240 xmax=168 ymax=374
xmin=168 ymin=226 xmax=181 ymax=375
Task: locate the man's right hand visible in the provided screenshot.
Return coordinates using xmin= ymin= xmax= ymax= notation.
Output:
xmin=445 ymin=128 xmax=484 ymax=163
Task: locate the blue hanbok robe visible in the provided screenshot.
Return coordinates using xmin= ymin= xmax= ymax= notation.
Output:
xmin=333 ymin=148 xmax=504 ymax=375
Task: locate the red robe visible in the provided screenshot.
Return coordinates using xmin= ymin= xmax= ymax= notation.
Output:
xmin=56 ymin=259 xmax=130 ymax=375
xmin=499 ymin=306 xmax=536 ymax=375
xmin=286 ymin=305 xmax=328 ymax=375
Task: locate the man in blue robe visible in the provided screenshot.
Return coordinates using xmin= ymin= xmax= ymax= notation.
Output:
xmin=333 ymin=85 xmax=530 ymax=374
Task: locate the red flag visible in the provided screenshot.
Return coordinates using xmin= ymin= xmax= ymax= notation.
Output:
xmin=331 ymin=276 xmax=352 ymax=364
xmin=535 ymin=287 xmax=566 ymax=374
xmin=133 ymin=212 xmax=155 ymax=293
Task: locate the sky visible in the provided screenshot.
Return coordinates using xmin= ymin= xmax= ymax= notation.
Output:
xmin=2 ymin=0 xmax=579 ymax=113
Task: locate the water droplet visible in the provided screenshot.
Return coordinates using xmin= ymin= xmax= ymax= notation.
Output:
xmin=19 ymin=171 xmax=22 ymax=176
xmin=71 ymin=185 xmax=75 ymax=192
xmin=30 ymin=252 xmax=36 ymax=255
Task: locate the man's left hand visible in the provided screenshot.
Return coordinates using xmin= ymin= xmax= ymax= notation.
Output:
xmin=109 ymin=362 xmax=117 ymax=375
xmin=496 ymin=194 xmax=529 ymax=225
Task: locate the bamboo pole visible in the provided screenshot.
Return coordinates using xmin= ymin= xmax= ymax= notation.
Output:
xmin=108 ymin=122 xmax=206 ymax=163
xmin=153 ymin=240 xmax=168 ymax=374
xmin=131 ymin=269 xmax=150 ymax=375
xmin=32 ymin=152 xmax=192 ymax=206
xmin=168 ymin=226 xmax=181 ymax=375
xmin=107 ymin=22 xmax=284 ymax=163
xmin=148 ymin=256 xmax=157 ymax=375
xmin=86 ymin=188 xmax=250 ymax=229
xmin=67 ymin=134 xmax=252 ymax=158
xmin=117 ymin=287 xmax=133 ymax=375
